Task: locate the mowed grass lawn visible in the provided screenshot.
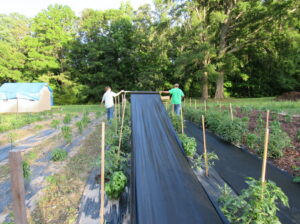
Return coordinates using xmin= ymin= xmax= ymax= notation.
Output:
xmin=189 ymin=97 xmax=300 ymax=115
xmin=0 ymin=104 xmax=104 ymax=133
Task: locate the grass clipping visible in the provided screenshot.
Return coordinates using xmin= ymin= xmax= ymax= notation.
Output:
xmin=29 ymin=125 xmax=102 ymax=224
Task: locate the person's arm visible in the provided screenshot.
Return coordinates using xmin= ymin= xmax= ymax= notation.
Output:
xmin=114 ymin=90 xmax=124 ymax=97
xmin=160 ymin=90 xmax=170 ymax=94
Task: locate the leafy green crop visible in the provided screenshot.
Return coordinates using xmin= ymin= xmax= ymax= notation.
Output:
xmin=179 ymin=134 xmax=197 ymax=157
xmin=105 ymin=171 xmax=127 ymax=199
xmin=51 ymin=119 xmax=60 ymax=129
xmin=63 ymin=114 xmax=72 ymax=124
xmin=191 ymin=152 xmax=219 ymax=171
xmin=219 ymin=177 xmax=289 ymax=224
xmin=61 ymin=126 xmax=72 ymax=143
xmin=51 ymin=148 xmax=68 ymax=161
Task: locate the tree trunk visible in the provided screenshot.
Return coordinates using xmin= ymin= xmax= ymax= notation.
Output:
xmin=202 ymin=72 xmax=209 ymax=100
xmin=214 ymin=72 xmax=224 ymax=99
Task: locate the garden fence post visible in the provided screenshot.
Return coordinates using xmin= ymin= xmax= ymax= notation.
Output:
xmin=115 ymin=96 xmax=118 ymax=134
xmin=100 ymin=122 xmax=105 ymax=224
xmin=180 ymin=106 xmax=184 ymax=134
xmin=201 ymin=115 xmax=209 ymax=177
xmin=118 ymin=95 xmax=127 ymax=160
xmin=261 ymin=110 xmax=270 ymax=186
xmin=230 ymin=103 xmax=234 ymax=121
xmin=9 ymin=150 xmax=28 ymax=224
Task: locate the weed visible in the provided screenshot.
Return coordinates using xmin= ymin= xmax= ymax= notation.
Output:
xmin=76 ymin=121 xmax=84 ymax=134
xmin=51 ymin=148 xmax=68 ymax=161
xmin=22 ymin=161 xmax=31 ymax=180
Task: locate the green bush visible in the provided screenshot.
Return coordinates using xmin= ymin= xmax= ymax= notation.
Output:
xmin=179 ymin=134 xmax=197 ymax=157
xmin=51 ymin=148 xmax=68 ymax=161
xmin=105 ymin=171 xmax=127 ymax=199
xmin=257 ymin=121 xmax=291 ymax=158
xmin=63 ymin=114 xmax=72 ymax=124
xmin=61 ymin=126 xmax=72 ymax=143
xmin=219 ymin=177 xmax=289 ymax=224
xmin=22 ymin=161 xmax=31 ymax=180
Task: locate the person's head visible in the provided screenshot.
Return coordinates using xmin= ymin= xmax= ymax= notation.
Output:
xmin=174 ymin=83 xmax=179 ymax=88
xmin=105 ymin=86 xmax=111 ymax=91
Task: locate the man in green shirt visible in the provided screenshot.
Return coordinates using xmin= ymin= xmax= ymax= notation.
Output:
xmin=161 ymin=83 xmax=185 ymax=115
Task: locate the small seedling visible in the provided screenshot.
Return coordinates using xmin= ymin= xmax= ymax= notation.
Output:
xmin=61 ymin=126 xmax=72 ymax=143
xmin=22 ymin=161 xmax=31 ymax=180
xmin=76 ymin=121 xmax=84 ymax=133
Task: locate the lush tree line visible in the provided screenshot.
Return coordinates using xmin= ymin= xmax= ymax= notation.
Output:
xmin=0 ymin=0 xmax=299 ymax=104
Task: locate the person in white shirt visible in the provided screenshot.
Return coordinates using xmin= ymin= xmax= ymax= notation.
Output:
xmin=101 ymin=86 xmax=124 ymax=123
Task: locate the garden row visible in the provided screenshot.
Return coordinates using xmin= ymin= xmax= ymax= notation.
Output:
xmin=183 ymin=105 xmax=300 ymax=182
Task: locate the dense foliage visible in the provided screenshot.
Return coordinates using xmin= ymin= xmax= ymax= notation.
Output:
xmin=219 ymin=178 xmax=289 ymax=224
xmin=0 ymin=1 xmax=299 ymax=103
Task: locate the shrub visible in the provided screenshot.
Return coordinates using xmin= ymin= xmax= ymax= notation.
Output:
xmin=51 ymin=148 xmax=68 ymax=161
xmin=121 ymin=125 xmax=131 ymax=152
xmin=219 ymin=178 xmax=289 ymax=224
xmin=61 ymin=126 xmax=72 ymax=143
xmin=22 ymin=161 xmax=31 ymax=180
xmin=179 ymin=134 xmax=197 ymax=157
xmin=63 ymin=114 xmax=72 ymax=124
xmin=50 ymin=119 xmax=60 ymax=129
xmin=105 ymin=171 xmax=127 ymax=199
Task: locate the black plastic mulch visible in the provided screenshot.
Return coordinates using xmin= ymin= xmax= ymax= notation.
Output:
xmin=130 ymin=94 xmax=225 ymax=224
xmin=185 ymin=121 xmax=300 ymax=224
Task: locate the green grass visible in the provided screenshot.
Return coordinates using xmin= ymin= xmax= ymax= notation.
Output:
xmin=187 ymin=97 xmax=300 ymax=115
xmin=0 ymin=105 xmax=104 ymax=133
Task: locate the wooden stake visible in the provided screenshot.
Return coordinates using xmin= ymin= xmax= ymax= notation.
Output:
xmin=261 ymin=110 xmax=270 ymax=185
xmin=115 ymin=97 xmax=118 ymax=134
xmin=100 ymin=122 xmax=105 ymax=224
xmin=230 ymin=103 xmax=233 ymax=121
xmin=118 ymin=95 xmax=127 ymax=159
xmin=202 ymin=115 xmax=209 ymax=177
xmin=180 ymin=106 xmax=184 ymax=134
xmin=204 ymin=100 xmax=207 ymax=112
xmin=118 ymin=95 xmax=121 ymax=122
xmin=9 ymin=151 xmax=28 ymax=224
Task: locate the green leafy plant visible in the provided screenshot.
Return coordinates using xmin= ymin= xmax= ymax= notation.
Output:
xmin=296 ymin=129 xmax=300 ymax=142
xmin=285 ymin=114 xmax=292 ymax=123
xmin=219 ymin=177 xmax=289 ymax=224
xmin=179 ymin=134 xmax=197 ymax=157
xmin=63 ymin=114 xmax=72 ymax=124
xmin=51 ymin=148 xmax=68 ymax=161
xmin=22 ymin=161 xmax=31 ymax=180
xmin=61 ymin=126 xmax=72 ymax=143
xmin=105 ymin=171 xmax=127 ymax=199
xmin=169 ymin=112 xmax=183 ymax=133
xmin=192 ymin=152 xmax=219 ymax=171
xmin=51 ymin=119 xmax=60 ymax=129
xmin=246 ymin=133 xmax=259 ymax=150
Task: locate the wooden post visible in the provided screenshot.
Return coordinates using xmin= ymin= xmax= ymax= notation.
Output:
xmin=261 ymin=110 xmax=270 ymax=185
xmin=9 ymin=151 xmax=28 ymax=224
xmin=204 ymin=100 xmax=207 ymax=112
xmin=230 ymin=103 xmax=233 ymax=121
xmin=118 ymin=95 xmax=127 ymax=159
xmin=115 ymin=97 xmax=118 ymax=134
xmin=180 ymin=106 xmax=184 ymax=134
xmin=201 ymin=116 xmax=209 ymax=177
xmin=100 ymin=122 xmax=105 ymax=224
xmin=118 ymin=95 xmax=121 ymax=122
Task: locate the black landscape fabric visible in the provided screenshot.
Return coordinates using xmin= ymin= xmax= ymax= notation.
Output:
xmin=130 ymin=94 xmax=224 ymax=224
xmin=185 ymin=121 xmax=300 ymax=224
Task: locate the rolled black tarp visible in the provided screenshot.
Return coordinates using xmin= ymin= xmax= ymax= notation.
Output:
xmin=130 ymin=94 xmax=224 ymax=224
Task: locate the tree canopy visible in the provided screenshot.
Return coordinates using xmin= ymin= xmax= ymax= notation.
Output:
xmin=0 ymin=1 xmax=299 ymax=104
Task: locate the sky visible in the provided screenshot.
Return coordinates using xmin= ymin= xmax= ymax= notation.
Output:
xmin=0 ymin=0 xmax=153 ymax=17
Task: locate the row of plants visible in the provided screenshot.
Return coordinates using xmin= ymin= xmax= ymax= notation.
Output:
xmin=184 ymin=107 xmax=291 ymax=159
xmin=168 ymin=108 xmax=289 ymax=224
